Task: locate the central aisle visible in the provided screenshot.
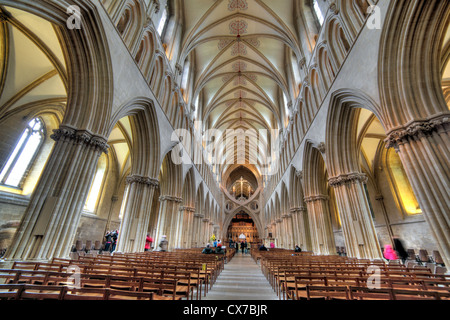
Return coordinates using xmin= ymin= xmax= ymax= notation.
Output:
xmin=203 ymin=251 xmax=279 ymax=300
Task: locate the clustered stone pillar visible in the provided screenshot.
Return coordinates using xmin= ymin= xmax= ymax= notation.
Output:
xmin=154 ymin=195 xmax=183 ymax=251
xmin=275 ymin=218 xmax=282 ymax=247
xmin=385 ymin=116 xmax=450 ymax=267
xmin=191 ymin=213 xmax=203 ymax=247
xmin=116 ymin=175 xmax=159 ymax=253
xmin=4 ymin=125 xmax=108 ymax=261
xmin=281 ymin=213 xmax=294 ymax=249
xmin=290 ymin=206 xmax=310 ymax=251
xmin=179 ymin=206 xmax=195 ymax=248
xmin=329 ymin=172 xmax=382 ymax=260
xmin=304 ymin=195 xmax=336 ymax=255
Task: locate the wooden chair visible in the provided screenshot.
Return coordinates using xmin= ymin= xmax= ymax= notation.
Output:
xmin=433 ymin=251 xmax=445 ymax=266
xmin=0 ymin=284 xmax=24 ymax=300
xmin=348 ymin=286 xmax=395 ymax=300
xmin=306 ymin=285 xmax=350 ymax=300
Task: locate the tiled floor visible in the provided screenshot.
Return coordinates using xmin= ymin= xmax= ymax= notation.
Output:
xmin=203 ymin=252 xmax=279 ymax=300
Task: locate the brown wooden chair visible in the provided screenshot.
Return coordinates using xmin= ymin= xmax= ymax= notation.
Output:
xmin=306 ymin=285 xmax=350 ymax=300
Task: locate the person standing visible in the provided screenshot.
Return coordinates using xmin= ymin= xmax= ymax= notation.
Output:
xmin=159 ymin=235 xmax=168 ymax=252
xmin=111 ymin=230 xmax=118 ymax=253
xmin=145 ymin=233 xmax=153 ymax=252
xmin=393 ymin=237 xmax=408 ymax=264
xmin=104 ymin=231 xmax=112 ymax=252
xmin=383 ymin=244 xmax=399 ymax=261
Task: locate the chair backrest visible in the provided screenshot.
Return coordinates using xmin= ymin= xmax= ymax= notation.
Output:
xmin=75 ymin=240 xmax=83 ymax=251
xmin=418 ymin=249 xmax=429 ymax=262
xmin=433 ymin=251 xmax=444 ymax=265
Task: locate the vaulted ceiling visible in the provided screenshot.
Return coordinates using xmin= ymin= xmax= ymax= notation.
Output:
xmin=178 ymin=0 xmax=303 ymax=184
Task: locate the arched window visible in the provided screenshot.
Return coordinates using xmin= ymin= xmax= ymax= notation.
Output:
xmin=386 ymin=148 xmax=422 ymax=215
xmin=0 ymin=118 xmax=45 ymax=188
xmin=313 ymin=0 xmax=325 ymax=26
xmin=157 ymin=7 xmax=168 ymax=36
xmin=84 ymin=153 xmax=107 ymax=212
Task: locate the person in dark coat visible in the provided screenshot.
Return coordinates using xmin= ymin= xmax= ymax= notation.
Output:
xmin=202 ymin=244 xmax=213 ymax=254
xmin=294 ymin=245 xmax=302 ymax=253
xmin=259 ymin=244 xmax=268 ymax=251
xmin=104 ymin=231 xmax=112 ymax=252
xmin=111 ymin=230 xmax=118 ymax=252
xmin=393 ymin=237 xmax=408 ymax=264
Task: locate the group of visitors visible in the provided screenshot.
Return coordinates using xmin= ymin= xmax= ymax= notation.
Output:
xmin=143 ymin=234 xmax=168 ymax=252
xmin=104 ymin=230 xmax=118 ymax=253
xmin=202 ymin=240 xmax=225 ymax=254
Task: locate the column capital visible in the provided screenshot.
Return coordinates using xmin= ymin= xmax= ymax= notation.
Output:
xmin=159 ymin=195 xmax=183 ymax=203
xmin=290 ymin=206 xmax=307 ymax=213
xmin=126 ymin=174 xmax=159 ymax=187
xmin=385 ymin=114 xmax=450 ymax=151
xmin=304 ymin=195 xmax=329 ymax=203
xmin=328 ymin=172 xmax=368 ymax=187
xmin=180 ymin=206 xmax=195 ymax=212
xmin=51 ymin=125 xmax=109 ymax=154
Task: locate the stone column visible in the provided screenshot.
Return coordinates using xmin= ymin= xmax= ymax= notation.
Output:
xmin=271 ymin=221 xmax=277 ymax=245
xmin=180 ymin=206 xmax=195 ymax=248
xmin=304 ymin=195 xmax=336 ymax=255
xmin=154 ymin=195 xmax=183 ymax=251
xmin=275 ymin=218 xmax=283 ymax=247
xmin=4 ymin=126 xmax=108 ymax=261
xmin=385 ymin=116 xmax=450 ymax=266
xmin=329 ymin=173 xmax=382 ymax=260
xmin=291 ymin=207 xmax=310 ymax=250
xmin=116 ymin=175 xmax=159 ymax=253
xmin=192 ymin=213 xmax=203 ymax=247
xmin=282 ymin=214 xmax=293 ymax=249
xmin=201 ymin=218 xmax=210 ymax=246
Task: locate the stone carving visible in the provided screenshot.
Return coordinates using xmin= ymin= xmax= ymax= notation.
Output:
xmin=328 ymin=172 xmax=368 ymax=187
xmin=51 ymin=126 xmax=109 ymax=154
xmin=385 ymin=116 xmax=449 ymax=151
xmin=159 ymin=195 xmax=183 ymax=203
xmin=126 ymin=174 xmax=159 ymax=187
xmin=304 ymin=195 xmax=329 ymax=203
xmin=317 ymin=142 xmax=326 ymax=154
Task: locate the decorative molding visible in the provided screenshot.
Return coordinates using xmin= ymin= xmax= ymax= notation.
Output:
xmin=228 ymin=0 xmax=248 ymax=11
xmin=328 ymin=172 xmax=368 ymax=187
xmin=317 ymin=142 xmax=326 ymax=154
xmin=304 ymin=195 xmax=329 ymax=203
xmin=385 ymin=115 xmax=449 ymax=151
xmin=290 ymin=206 xmax=307 ymax=213
xmin=159 ymin=195 xmax=183 ymax=203
xmin=51 ymin=126 xmax=109 ymax=154
xmin=180 ymin=206 xmax=196 ymax=212
xmin=126 ymin=174 xmax=159 ymax=187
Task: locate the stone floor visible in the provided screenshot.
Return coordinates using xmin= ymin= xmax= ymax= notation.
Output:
xmin=203 ymin=251 xmax=279 ymax=300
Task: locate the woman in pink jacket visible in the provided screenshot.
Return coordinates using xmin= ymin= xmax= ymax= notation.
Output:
xmin=383 ymin=244 xmax=399 ymax=261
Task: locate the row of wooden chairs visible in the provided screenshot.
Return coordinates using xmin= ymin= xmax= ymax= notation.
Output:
xmin=0 ymin=249 xmax=233 ymax=300
xmin=304 ymin=285 xmax=450 ymax=301
xmin=0 ymin=283 xmax=163 ymax=300
xmin=255 ymin=251 xmax=450 ymax=301
xmin=0 ymin=268 xmax=186 ymax=300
